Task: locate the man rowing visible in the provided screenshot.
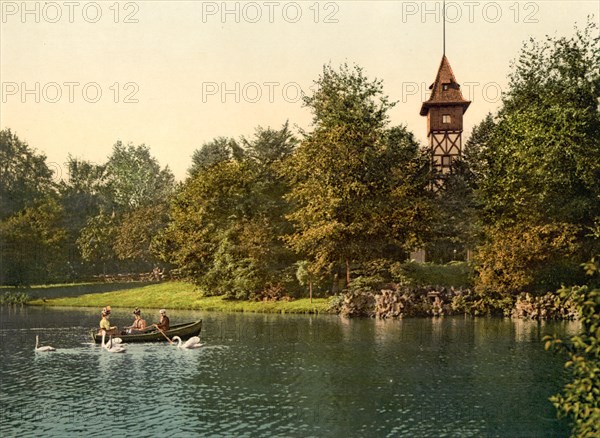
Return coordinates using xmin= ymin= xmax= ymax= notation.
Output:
xmin=151 ymin=309 xmax=170 ymax=332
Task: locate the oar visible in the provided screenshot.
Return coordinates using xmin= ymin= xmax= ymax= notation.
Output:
xmin=155 ymin=326 xmax=173 ymax=345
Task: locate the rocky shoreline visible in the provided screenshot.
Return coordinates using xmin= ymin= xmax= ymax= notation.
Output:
xmin=331 ymin=286 xmax=579 ymax=320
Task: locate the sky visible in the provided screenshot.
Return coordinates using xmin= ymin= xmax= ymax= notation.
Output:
xmin=1 ymin=1 xmax=598 ymax=181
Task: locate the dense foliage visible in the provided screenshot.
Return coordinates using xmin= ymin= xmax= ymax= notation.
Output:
xmin=470 ymin=21 xmax=600 ymax=296
xmin=0 ymin=131 xmax=64 ymax=284
xmin=0 ymin=136 xmax=174 ymax=284
xmin=0 ymin=129 xmax=54 ymax=220
xmin=283 ymin=64 xmax=433 ymax=288
xmin=157 ymin=124 xmax=298 ymax=299
xmin=544 ymin=260 xmax=600 ymax=437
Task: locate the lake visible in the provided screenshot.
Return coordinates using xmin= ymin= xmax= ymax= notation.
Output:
xmin=0 ymin=306 xmax=577 ymax=437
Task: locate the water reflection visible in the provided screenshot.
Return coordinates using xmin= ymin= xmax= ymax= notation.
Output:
xmin=0 ymin=306 xmax=576 ymax=437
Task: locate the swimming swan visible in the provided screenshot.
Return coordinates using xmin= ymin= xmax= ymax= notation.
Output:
xmin=172 ymin=336 xmax=203 ymax=349
xmin=101 ymin=331 xmax=126 ymax=353
xmin=35 ymin=335 xmax=56 ymax=352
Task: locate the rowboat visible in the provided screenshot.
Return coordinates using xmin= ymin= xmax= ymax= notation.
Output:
xmin=90 ymin=320 xmax=202 ymax=344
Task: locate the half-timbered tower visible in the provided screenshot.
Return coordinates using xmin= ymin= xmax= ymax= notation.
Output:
xmin=420 ymin=56 xmax=470 ymax=180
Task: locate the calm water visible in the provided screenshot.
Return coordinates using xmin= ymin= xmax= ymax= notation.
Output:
xmin=0 ymin=306 xmax=577 ymax=437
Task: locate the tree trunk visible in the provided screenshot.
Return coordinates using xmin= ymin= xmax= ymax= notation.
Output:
xmin=309 ymin=280 xmax=313 ymax=303
xmin=331 ymin=272 xmax=339 ymax=294
xmin=345 ymin=257 xmax=351 ymax=287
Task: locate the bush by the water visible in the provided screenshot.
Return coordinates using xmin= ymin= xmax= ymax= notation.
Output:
xmin=474 ymin=223 xmax=583 ymax=297
xmin=544 ymin=284 xmax=600 ymax=436
xmin=390 ymin=261 xmax=472 ymax=287
xmin=0 ymin=291 xmax=30 ymax=304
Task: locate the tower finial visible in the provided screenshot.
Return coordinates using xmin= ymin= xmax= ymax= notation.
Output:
xmin=443 ymin=0 xmax=446 ymax=56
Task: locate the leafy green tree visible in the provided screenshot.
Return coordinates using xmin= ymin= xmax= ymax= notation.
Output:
xmin=57 ymin=157 xmax=110 ymax=276
xmin=72 ymin=142 xmax=175 ymax=273
xmin=0 ymin=130 xmax=67 ymax=284
xmin=115 ymin=203 xmax=169 ymax=268
xmin=0 ymin=129 xmax=55 ymax=220
xmin=477 ymin=22 xmax=600 ymax=227
xmin=59 ymin=157 xmax=109 ymax=218
xmin=462 ymin=113 xmax=496 ymax=185
xmin=0 ymin=199 xmax=68 ymax=285
xmin=283 ymin=64 xmax=433 ymax=286
xmin=159 ymin=124 xmax=298 ymax=298
xmin=76 ymin=213 xmax=119 ymax=274
xmin=472 ymin=22 xmax=600 ymax=293
xmin=242 ymin=123 xmax=296 ymax=167
xmin=105 ymin=141 xmax=175 ymax=212
xmin=188 ymin=137 xmax=243 ymax=177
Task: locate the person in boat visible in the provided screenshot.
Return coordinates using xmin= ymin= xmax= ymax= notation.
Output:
xmin=99 ymin=306 xmax=118 ymax=336
xmin=151 ymin=309 xmax=170 ymax=332
xmin=124 ymin=308 xmax=147 ymax=334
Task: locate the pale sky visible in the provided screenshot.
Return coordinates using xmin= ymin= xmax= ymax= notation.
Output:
xmin=1 ymin=1 xmax=597 ymax=181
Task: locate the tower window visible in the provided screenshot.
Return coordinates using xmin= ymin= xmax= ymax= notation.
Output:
xmin=442 ymin=84 xmax=449 ymax=91
xmin=442 ymin=155 xmax=453 ymax=167
xmin=442 ymin=114 xmax=451 ymax=124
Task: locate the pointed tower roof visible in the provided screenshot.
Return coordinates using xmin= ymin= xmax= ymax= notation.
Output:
xmin=420 ymin=55 xmax=471 ymax=116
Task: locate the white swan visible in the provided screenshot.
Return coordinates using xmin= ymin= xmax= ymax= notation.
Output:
xmin=35 ymin=335 xmax=56 ymax=352
xmin=101 ymin=331 xmax=126 ymax=353
xmin=172 ymin=336 xmax=203 ymax=349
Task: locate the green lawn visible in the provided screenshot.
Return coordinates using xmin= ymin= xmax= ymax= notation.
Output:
xmin=28 ymin=281 xmax=332 ymax=314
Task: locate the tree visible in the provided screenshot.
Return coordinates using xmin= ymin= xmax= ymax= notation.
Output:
xmin=0 ymin=130 xmax=67 ymax=284
xmin=477 ymin=22 xmax=600 ymax=227
xmin=472 ymin=21 xmax=600 ymax=294
xmin=462 ymin=113 xmax=496 ymax=185
xmin=188 ymin=137 xmax=243 ymax=177
xmin=158 ymin=123 xmax=299 ymax=298
xmin=73 ymin=142 xmax=175 ymax=273
xmin=76 ymin=213 xmax=119 ymax=274
xmin=0 ymin=129 xmax=55 ymax=220
xmin=283 ymin=64 xmax=433 ymax=287
xmin=0 ymin=199 xmax=68 ymax=285
xmin=105 ymin=141 xmax=175 ymax=212
xmin=57 ymin=157 xmax=110 ymax=277
xmin=114 ymin=203 xmax=169 ymax=267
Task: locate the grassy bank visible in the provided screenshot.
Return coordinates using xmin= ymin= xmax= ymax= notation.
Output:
xmin=21 ymin=263 xmax=470 ymax=315
xmin=1 ymin=282 xmax=152 ymax=299
xmin=28 ymin=281 xmax=331 ymax=314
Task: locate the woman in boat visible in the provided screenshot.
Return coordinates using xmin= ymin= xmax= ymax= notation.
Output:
xmin=151 ymin=309 xmax=170 ymax=332
xmin=99 ymin=306 xmax=118 ymax=335
xmin=124 ymin=308 xmax=147 ymax=334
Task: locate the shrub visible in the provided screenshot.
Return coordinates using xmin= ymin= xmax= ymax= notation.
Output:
xmin=474 ymin=222 xmax=581 ymax=297
xmin=0 ymin=291 xmax=30 ymax=304
xmin=390 ymin=261 xmax=472 ymax=288
xmin=544 ymin=284 xmax=600 ymax=437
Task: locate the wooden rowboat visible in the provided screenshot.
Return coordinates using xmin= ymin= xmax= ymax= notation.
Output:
xmin=91 ymin=320 xmax=202 ymax=344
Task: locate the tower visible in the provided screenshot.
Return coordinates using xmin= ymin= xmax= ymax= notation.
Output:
xmin=420 ymin=56 xmax=470 ymax=180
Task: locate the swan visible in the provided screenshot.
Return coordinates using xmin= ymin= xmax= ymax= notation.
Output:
xmin=35 ymin=335 xmax=56 ymax=352
xmin=172 ymin=336 xmax=203 ymax=349
xmin=101 ymin=331 xmax=126 ymax=353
